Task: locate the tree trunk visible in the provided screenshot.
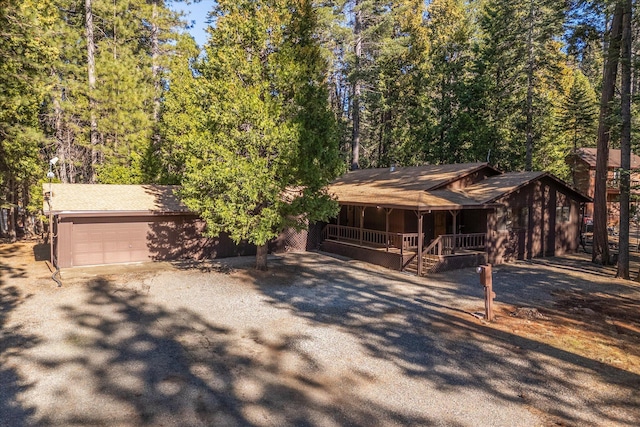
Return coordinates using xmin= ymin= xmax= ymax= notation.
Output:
xmin=618 ymin=0 xmax=631 ymax=279
xmin=524 ymin=0 xmax=535 ymax=171
xmin=8 ymin=179 xmax=17 ymax=242
xmin=149 ymin=0 xmax=162 ymax=173
xmin=151 ymin=1 xmax=161 ymax=124
xmin=85 ymin=0 xmax=99 ymax=183
xmin=256 ymin=243 xmax=268 ymax=271
xmin=593 ymin=3 xmax=623 ymax=265
xmin=22 ymin=182 xmax=31 ymax=238
xmin=351 ymin=1 xmax=361 ymax=171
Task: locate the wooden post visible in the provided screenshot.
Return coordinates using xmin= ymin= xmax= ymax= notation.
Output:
xmin=360 ymin=206 xmax=365 ymax=246
xmin=417 ymin=213 xmax=424 ymax=276
xmin=385 ymin=208 xmax=392 ymax=251
xmin=450 ymin=210 xmax=459 ymax=254
xmin=478 ymin=264 xmax=495 ymax=321
xmin=337 ymin=205 xmax=341 ymax=241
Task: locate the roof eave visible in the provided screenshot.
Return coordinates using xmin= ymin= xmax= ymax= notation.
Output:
xmin=337 ymin=201 xmax=498 ymax=211
xmin=51 ymin=210 xmax=194 ymax=218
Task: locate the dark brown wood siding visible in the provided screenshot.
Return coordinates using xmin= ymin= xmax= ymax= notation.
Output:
xmin=55 ymin=214 xmax=255 ymax=268
xmin=487 ymin=177 xmax=581 ymax=264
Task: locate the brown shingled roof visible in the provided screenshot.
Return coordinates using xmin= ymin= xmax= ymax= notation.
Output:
xmin=44 ymin=184 xmax=188 ymax=214
xmin=329 ymin=163 xmax=499 ymax=210
xmin=329 ymin=165 xmax=590 ymax=210
xmin=460 ymin=172 xmax=546 ymax=204
xmin=331 ymin=162 xmax=494 ymax=192
xmin=571 ymin=148 xmax=640 ymax=169
xmin=460 ymin=172 xmax=590 ymax=204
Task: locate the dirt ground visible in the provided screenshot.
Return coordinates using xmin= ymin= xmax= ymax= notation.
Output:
xmin=2 ymin=240 xmax=640 ymax=426
xmin=491 ymin=255 xmax=640 ymax=377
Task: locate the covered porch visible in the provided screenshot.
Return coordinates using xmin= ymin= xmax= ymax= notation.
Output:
xmin=321 ymin=204 xmax=490 ymax=275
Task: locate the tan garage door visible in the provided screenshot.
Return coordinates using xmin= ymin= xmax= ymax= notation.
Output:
xmin=72 ymin=222 xmax=150 ymax=266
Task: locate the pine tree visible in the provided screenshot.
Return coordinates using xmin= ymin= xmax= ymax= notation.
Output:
xmin=159 ymin=34 xmax=204 ymax=184
xmin=0 ymin=0 xmax=57 ymax=239
xmin=560 ymin=70 xmax=599 ymax=151
xmin=46 ymin=0 xmax=183 ymax=185
xmin=618 ymin=0 xmax=632 ymax=279
xmin=333 ymin=0 xmax=430 ymax=168
xmin=423 ymin=0 xmax=473 ymax=164
xmin=593 ymin=1 xmax=623 ymax=265
xmin=179 ymin=0 xmax=342 ymax=270
xmin=471 ymin=0 xmax=567 ymax=171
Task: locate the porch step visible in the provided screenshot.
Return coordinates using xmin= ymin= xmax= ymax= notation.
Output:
xmin=403 ymin=255 xmax=439 ymax=276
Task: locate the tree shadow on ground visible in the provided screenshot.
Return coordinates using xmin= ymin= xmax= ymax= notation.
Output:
xmin=32 ymin=243 xmax=49 ymax=262
xmin=250 ymin=252 xmax=640 ymax=426
xmin=25 ymin=277 xmax=436 ymax=426
xmin=0 ymin=254 xmax=38 ymax=426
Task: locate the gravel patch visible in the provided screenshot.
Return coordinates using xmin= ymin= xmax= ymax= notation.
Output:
xmin=1 ymin=244 xmax=639 ymax=426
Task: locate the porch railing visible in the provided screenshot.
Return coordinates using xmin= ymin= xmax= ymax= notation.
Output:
xmin=323 ymin=224 xmax=418 ymax=255
xmin=423 ymin=232 xmax=486 ymax=258
xmin=323 ymin=225 xmax=486 ymax=257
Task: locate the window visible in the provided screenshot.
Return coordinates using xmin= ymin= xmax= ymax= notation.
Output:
xmin=556 ymin=206 xmax=570 ymax=223
xmin=497 ymin=207 xmax=511 ymax=231
xmin=513 ymin=207 xmax=529 ymax=229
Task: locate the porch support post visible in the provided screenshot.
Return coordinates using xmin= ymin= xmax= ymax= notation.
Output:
xmin=360 ymin=206 xmax=365 ymax=246
xmin=417 ymin=212 xmax=424 ymax=276
xmin=336 ymin=205 xmax=341 ymax=241
xmin=385 ymin=208 xmax=392 ymax=252
xmin=450 ymin=209 xmax=459 ymax=255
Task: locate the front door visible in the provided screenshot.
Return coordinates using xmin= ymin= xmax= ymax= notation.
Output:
xmin=434 ymin=211 xmax=447 ymax=236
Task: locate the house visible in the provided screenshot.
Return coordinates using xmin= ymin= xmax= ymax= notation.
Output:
xmin=322 ymin=162 xmax=590 ymax=275
xmin=44 ymin=184 xmax=256 ymax=268
xmin=45 ymin=165 xmax=588 ymax=274
xmin=565 ymin=148 xmax=640 ymax=227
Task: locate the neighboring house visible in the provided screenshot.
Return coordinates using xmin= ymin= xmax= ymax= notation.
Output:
xmin=323 ymin=162 xmax=590 ymax=275
xmin=44 ymin=184 xmax=257 ymax=268
xmin=565 ymin=147 xmax=640 ymax=227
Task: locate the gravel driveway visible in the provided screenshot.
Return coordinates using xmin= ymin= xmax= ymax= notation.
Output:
xmin=1 ymin=243 xmax=639 ymax=426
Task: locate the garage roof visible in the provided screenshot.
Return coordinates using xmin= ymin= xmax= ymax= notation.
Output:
xmin=44 ymin=184 xmax=189 ymax=214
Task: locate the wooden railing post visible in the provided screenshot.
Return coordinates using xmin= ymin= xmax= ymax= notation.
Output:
xmin=385 ymin=208 xmax=391 ymax=252
xmin=359 ymin=207 xmax=364 ymax=246
xmin=450 ymin=210 xmax=459 ymax=255
xmin=417 ymin=213 xmax=424 ymax=276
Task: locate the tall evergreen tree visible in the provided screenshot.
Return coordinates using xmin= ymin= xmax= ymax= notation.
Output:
xmin=179 ymin=0 xmax=342 ymax=270
xmin=423 ymin=0 xmax=473 ymax=164
xmin=471 ymin=0 xmax=566 ymax=171
xmin=0 ymin=0 xmax=57 ymax=239
xmin=618 ymin=0 xmax=632 ymax=279
xmin=560 ymin=70 xmax=599 ymax=153
xmin=47 ymin=0 xmax=182 ymax=185
xmin=158 ymin=34 xmax=203 ymax=184
xmin=593 ymin=1 xmax=623 ymax=265
xmin=335 ymin=0 xmax=429 ymax=168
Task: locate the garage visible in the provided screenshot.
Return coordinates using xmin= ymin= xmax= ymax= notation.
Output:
xmin=70 ymin=219 xmax=153 ymax=266
xmin=46 ymin=184 xmax=254 ymax=268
